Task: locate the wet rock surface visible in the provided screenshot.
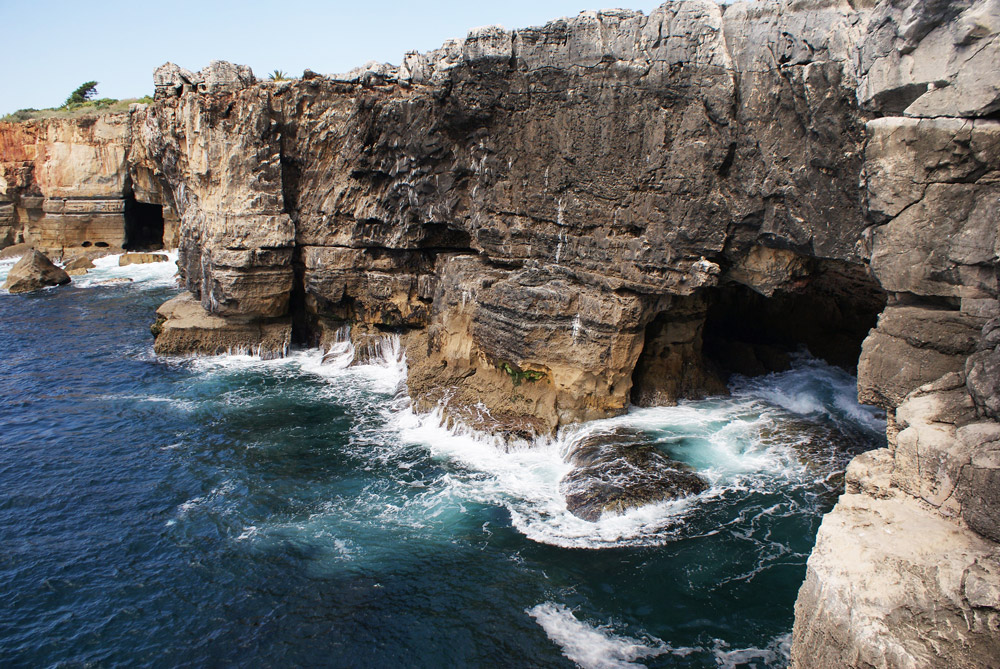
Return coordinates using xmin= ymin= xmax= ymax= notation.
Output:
xmin=560 ymin=429 xmax=708 ymax=522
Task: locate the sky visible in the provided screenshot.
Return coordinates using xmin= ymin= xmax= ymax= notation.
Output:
xmin=1 ymin=0 xmax=684 ymax=115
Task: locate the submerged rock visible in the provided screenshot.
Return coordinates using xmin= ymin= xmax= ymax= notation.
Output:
xmin=560 ymin=429 xmax=708 ymax=522
xmin=2 ymin=250 xmax=71 ymax=293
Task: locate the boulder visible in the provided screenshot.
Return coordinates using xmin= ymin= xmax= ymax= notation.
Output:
xmin=2 ymin=250 xmax=71 ymax=293
xmin=119 ymin=253 xmax=168 ymax=266
xmin=63 ymin=255 xmax=95 ymax=271
xmin=559 ymin=429 xmax=708 ymax=522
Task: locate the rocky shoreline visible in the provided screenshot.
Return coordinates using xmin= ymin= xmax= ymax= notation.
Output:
xmin=2 ymin=0 xmax=998 ymax=664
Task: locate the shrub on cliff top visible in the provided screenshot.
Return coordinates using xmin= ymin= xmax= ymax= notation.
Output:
xmin=64 ymin=81 xmax=99 ymax=107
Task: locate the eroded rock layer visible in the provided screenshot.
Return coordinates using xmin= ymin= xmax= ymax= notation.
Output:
xmin=2 ymin=0 xmax=999 ymax=664
xmin=0 ymin=114 xmax=178 ymax=259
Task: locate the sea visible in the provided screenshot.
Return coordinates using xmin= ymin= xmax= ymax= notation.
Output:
xmin=0 ymin=253 xmax=885 ymax=668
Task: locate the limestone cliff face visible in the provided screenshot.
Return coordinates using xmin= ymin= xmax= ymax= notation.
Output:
xmin=0 ymin=113 xmax=178 ymax=257
xmin=140 ymin=0 xmax=881 ymax=431
xmin=3 ymin=0 xmax=999 ymax=664
xmin=790 ymin=1 xmax=1000 ymax=665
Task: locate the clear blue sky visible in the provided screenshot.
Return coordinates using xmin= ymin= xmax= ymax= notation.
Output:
xmin=2 ymin=0 xmax=683 ymax=115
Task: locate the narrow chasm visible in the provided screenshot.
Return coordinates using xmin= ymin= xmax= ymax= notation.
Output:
xmin=702 ymin=261 xmax=888 ymax=380
xmin=123 ymin=192 xmax=165 ymax=251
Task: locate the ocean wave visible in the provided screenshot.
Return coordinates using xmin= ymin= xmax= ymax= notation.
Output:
xmin=157 ymin=338 xmax=882 ymax=552
xmin=528 ymin=602 xmax=687 ymax=669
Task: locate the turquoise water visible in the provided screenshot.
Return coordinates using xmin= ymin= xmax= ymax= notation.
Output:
xmin=0 ymin=256 xmax=884 ymax=667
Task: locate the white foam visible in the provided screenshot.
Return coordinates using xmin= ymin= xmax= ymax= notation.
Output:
xmin=528 ymin=602 xmax=681 ymax=669
xmin=388 ymin=407 xmax=707 ymax=549
xmin=383 ymin=353 xmax=884 ymax=548
xmin=102 ymin=393 xmax=196 ymax=412
xmin=175 ymin=334 xmax=408 ymax=401
xmin=164 ymin=340 xmax=882 ymax=550
xmin=0 ymin=257 xmax=18 ymax=285
xmin=69 ymin=251 xmax=181 ymax=289
xmin=712 ymin=633 xmax=791 ymax=669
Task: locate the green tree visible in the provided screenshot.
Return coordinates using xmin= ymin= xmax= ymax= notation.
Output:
xmin=65 ymin=81 xmax=98 ymax=106
xmin=268 ymin=70 xmax=288 ymax=81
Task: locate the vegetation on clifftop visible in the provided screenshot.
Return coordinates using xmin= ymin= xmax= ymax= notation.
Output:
xmin=2 ymin=81 xmax=152 ymax=123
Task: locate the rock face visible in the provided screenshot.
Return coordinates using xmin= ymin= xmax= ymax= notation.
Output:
xmin=2 ymin=0 xmax=1000 ymax=664
xmin=0 ymin=113 xmax=179 ymax=259
xmin=788 ymin=1 xmax=1000 ymax=666
xmin=2 ymin=249 xmax=71 ymax=293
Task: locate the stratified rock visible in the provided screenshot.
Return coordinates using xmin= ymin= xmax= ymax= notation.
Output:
xmin=858 ymin=306 xmax=986 ymax=409
xmin=792 ymin=491 xmax=1000 ymax=669
xmin=2 ymin=249 xmax=70 ymax=293
xmin=152 ymin=292 xmax=290 ymax=358
xmin=559 ymin=429 xmax=708 ymax=522
xmin=1 ymin=2 xmax=999 ymax=662
xmin=119 ymin=253 xmax=168 ymax=266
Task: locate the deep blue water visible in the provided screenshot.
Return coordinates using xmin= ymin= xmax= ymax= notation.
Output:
xmin=0 ymin=256 xmax=885 ymax=668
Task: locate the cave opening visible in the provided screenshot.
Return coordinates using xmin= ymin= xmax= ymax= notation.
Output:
xmin=123 ymin=193 xmax=165 ymax=251
xmin=702 ymin=260 xmax=887 ymax=379
xmin=630 ymin=259 xmax=888 ymax=407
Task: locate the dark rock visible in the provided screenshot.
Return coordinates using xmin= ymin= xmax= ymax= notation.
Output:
xmin=560 ymin=429 xmax=708 ymax=522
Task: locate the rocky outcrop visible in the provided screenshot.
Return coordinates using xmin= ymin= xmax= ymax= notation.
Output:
xmin=63 ymin=255 xmax=95 ymax=272
xmin=0 ymin=113 xmax=179 ymax=258
xmin=137 ymin=0 xmax=882 ymax=427
xmin=560 ymin=429 xmax=708 ymax=521
xmin=119 ymin=252 xmax=168 ymax=266
xmin=2 ymin=249 xmax=70 ymax=293
xmin=151 ymin=292 xmax=290 ymax=357
xmin=789 ymin=1 xmax=1000 ymax=666
xmin=2 ymin=0 xmax=999 ymax=663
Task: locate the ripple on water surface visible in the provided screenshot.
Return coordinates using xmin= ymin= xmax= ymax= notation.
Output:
xmin=0 ymin=272 xmax=885 ymax=667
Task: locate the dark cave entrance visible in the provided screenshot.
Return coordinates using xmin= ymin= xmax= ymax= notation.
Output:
xmin=123 ymin=193 xmax=165 ymax=251
xmin=630 ymin=259 xmax=887 ymax=406
xmin=702 ymin=260 xmax=887 ymax=379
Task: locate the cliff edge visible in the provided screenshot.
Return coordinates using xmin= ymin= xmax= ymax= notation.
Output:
xmin=2 ymin=0 xmax=998 ymax=664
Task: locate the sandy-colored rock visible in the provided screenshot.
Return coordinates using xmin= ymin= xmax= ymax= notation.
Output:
xmin=0 ymin=242 xmax=33 ymax=259
xmin=62 ymin=255 xmax=95 ymax=271
xmin=2 ymin=249 xmax=70 ymax=293
xmin=119 ymin=253 xmax=168 ymax=266
xmin=791 ymin=492 xmax=1000 ymax=669
xmin=151 ymin=292 xmax=290 ymax=358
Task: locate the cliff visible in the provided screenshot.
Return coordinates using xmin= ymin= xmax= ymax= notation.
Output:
xmin=0 ymin=113 xmax=178 ymax=257
xmin=3 ymin=0 xmax=999 ymax=664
